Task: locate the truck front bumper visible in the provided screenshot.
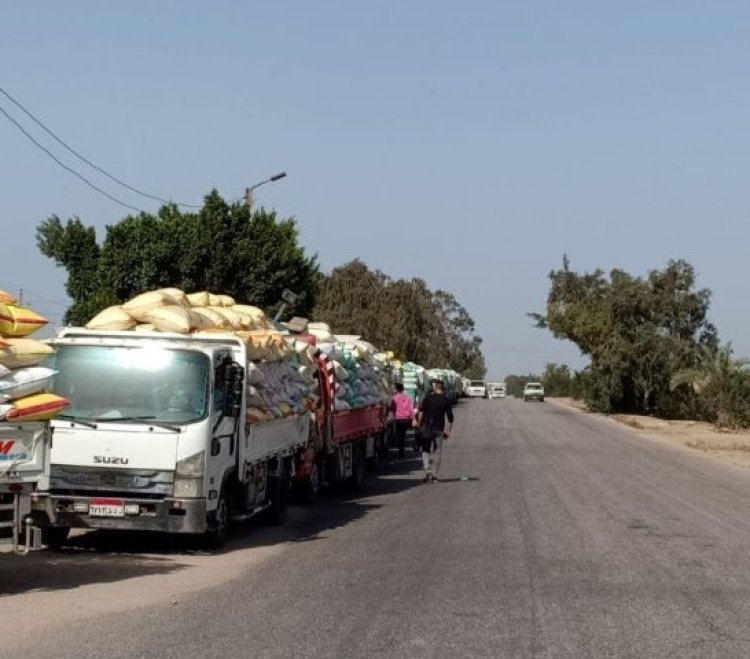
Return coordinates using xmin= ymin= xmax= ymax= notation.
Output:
xmin=30 ymin=493 xmax=208 ymax=534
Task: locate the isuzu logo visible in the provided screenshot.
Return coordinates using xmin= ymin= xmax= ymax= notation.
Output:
xmin=93 ymin=455 xmax=130 ymax=465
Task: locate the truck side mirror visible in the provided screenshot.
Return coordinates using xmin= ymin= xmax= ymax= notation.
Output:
xmin=222 ymin=361 xmax=244 ymax=417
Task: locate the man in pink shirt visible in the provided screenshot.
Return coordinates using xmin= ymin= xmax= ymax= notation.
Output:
xmin=390 ymin=383 xmax=415 ymax=460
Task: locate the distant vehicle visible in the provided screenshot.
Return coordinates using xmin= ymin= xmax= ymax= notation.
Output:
xmin=523 ymin=382 xmax=545 ymax=402
xmin=466 ymin=380 xmax=487 ymax=398
xmin=487 ymin=382 xmax=506 ymax=399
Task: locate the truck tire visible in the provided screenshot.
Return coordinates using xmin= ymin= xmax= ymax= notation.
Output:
xmin=292 ymin=460 xmax=320 ymax=504
xmin=264 ymin=468 xmax=290 ymax=525
xmin=350 ymin=443 xmax=366 ymax=491
xmin=203 ymin=487 xmax=230 ymax=550
xmin=42 ymin=525 xmax=70 ymax=548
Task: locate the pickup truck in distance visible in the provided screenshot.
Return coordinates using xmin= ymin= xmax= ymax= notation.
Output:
xmin=523 ymin=382 xmax=545 ymax=402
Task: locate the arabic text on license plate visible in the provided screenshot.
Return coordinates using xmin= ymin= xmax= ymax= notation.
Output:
xmin=89 ymin=499 xmax=125 ymax=517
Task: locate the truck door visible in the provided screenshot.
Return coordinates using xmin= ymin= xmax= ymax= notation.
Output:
xmin=205 ymin=352 xmax=241 ymax=509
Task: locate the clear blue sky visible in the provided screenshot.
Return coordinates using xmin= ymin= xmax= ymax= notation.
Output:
xmin=3 ymin=2 xmax=750 ymax=377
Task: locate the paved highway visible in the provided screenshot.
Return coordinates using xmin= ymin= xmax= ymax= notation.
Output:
xmin=5 ymin=398 xmax=750 ymax=658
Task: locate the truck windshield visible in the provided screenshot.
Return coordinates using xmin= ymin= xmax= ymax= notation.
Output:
xmin=48 ymin=345 xmax=210 ymax=425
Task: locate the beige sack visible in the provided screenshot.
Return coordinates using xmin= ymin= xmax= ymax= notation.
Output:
xmin=0 ymin=339 xmax=55 ymax=368
xmin=211 ymin=307 xmax=245 ymax=330
xmin=158 ymin=288 xmax=190 ymax=308
xmin=86 ymin=305 xmax=136 ymax=331
xmin=144 ymin=305 xmax=199 ymax=334
xmin=123 ymin=291 xmax=178 ymax=322
xmin=217 ymin=294 xmax=236 ymax=307
xmin=192 ymin=307 xmax=230 ymax=329
xmin=186 ymin=291 xmax=211 ymax=307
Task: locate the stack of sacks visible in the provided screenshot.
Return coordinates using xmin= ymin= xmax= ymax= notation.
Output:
xmin=245 ymin=357 xmax=318 ymax=425
xmin=321 ymin=339 xmax=390 ymax=411
xmin=401 ymin=362 xmax=427 ymax=405
xmin=86 ymin=289 xmax=291 ymax=362
xmin=0 ymin=289 xmax=69 ymax=423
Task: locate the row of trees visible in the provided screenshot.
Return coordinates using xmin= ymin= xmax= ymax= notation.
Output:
xmin=313 ymin=260 xmax=485 ymax=376
xmin=530 ymin=257 xmax=750 ymax=428
xmin=37 ymin=191 xmax=485 ymax=378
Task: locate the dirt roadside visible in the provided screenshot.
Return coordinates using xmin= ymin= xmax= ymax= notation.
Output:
xmin=549 ymin=397 xmax=750 ymax=469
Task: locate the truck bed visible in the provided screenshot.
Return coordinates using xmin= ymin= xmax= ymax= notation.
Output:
xmin=244 ymin=413 xmax=310 ymax=464
xmin=330 ymin=405 xmax=385 ymax=443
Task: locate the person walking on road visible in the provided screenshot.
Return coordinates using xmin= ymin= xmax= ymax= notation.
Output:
xmin=390 ymin=383 xmax=415 ymax=461
xmin=414 ymin=379 xmax=454 ymax=483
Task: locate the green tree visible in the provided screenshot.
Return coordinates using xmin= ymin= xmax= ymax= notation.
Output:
xmin=313 ymin=259 xmax=485 ymax=375
xmin=671 ymin=344 xmax=750 ymax=429
xmin=37 ymin=191 xmax=318 ymax=326
xmin=531 ymin=257 xmax=717 ymax=415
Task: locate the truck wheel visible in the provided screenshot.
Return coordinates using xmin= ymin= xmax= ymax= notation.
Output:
xmin=540 ymin=397 xmax=545 ymax=403
xmin=293 ymin=460 xmax=320 ymax=504
xmin=264 ymin=469 xmax=290 ymax=525
xmin=42 ymin=525 xmax=70 ymax=548
xmin=350 ymin=443 xmax=365 ymax=491
xmin=204 ymin=488 xmax=230 ymax=550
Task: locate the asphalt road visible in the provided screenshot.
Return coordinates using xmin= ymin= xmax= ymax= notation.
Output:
xmin=7 ymin=398 xmax=750 ymax=658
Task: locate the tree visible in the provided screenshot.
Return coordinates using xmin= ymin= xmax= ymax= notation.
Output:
xmin=531 ymin=257 xmax=717 ymax=415
xmin=313 ymin=259 xmax=485 ymax=375
xmin=37 ymin=191 xmax=318 ymax=326
xmin=671 ymin=344 xmax=750 ymax=429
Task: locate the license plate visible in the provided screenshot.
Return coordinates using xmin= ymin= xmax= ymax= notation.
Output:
xmin=89 ymin=499 xmax=125 ymax=517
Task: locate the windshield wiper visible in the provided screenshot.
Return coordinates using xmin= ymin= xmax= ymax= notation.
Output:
xmin=57 ymin=414 xmax=98 ymax=429
xmin=93 ymin=415 xmax=181 ymax=433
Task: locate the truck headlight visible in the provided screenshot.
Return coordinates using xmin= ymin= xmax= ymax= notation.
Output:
xmin=173 ymin=477 xmax=204 ymax=498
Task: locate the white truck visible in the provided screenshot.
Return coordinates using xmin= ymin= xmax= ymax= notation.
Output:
xmin=1 ymin=421 xmax=50 ymax=553
xmin=30 ymin=328 xmax=310 ymax=548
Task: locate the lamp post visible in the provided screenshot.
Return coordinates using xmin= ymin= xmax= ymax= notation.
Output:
xmin=244 ymin=171 xmax=287 ymax=206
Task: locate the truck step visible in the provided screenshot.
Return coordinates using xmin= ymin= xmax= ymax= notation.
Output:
xmin=230 ymin=501 xmax=272 ymax=523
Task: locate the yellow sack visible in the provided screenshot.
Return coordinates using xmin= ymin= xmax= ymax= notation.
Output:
xmin=0 ymin=303 xmax=48 ymax=338
xmin=122 ymin=291 xmax=177 ymax=322
xmin=86 ymin=305 xmax=136 ymax=331
xmin=0 ymin=339 xmax=55 ymax=368
xmin=217 ymin=294 xmax=235 ymax=307
xmin=0 ymin=290 xmax=17 ymax=305
xmin=207 ymin=293 xmax=221 ymax=307
xmin=144 ymin=305 xmax=198 ymax=334
xmin=232 ymin=304 xmax=267 ymax=327
xmin=5 ymin=392 xmax=70 ymax=422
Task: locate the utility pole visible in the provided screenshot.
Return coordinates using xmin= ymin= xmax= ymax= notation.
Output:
xmin=17 ymin=288 xmax=23 ymax=305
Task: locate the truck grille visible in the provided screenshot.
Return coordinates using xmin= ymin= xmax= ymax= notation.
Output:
xmin=50 ymin=466 xmax=174 ymax=498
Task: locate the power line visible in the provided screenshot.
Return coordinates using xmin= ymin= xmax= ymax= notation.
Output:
xmin=0 ymin=103 xmax=146 ymax=213
xmin=0 ymin=86 xmax=201 ymax=209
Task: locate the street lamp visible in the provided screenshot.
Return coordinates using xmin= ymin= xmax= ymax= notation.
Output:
xmin=244 ymin=171 xmax=287 ymax=206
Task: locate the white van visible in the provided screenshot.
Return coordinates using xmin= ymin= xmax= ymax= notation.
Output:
xmin=466 ymin=380 xmax=487 ymax=398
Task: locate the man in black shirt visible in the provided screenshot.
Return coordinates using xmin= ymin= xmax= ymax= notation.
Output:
xmin=414 ymin=379 xmax=454 ymax=482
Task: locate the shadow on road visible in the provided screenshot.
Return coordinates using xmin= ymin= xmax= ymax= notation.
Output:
xmin=0 ymin=549 xmax=190 ymax=596
xmin=0 ymin=448 xmax=425 ymax=595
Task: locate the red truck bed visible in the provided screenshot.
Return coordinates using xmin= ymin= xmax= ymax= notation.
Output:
xmin=330 ymin=404 xmax=385 ymax=443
